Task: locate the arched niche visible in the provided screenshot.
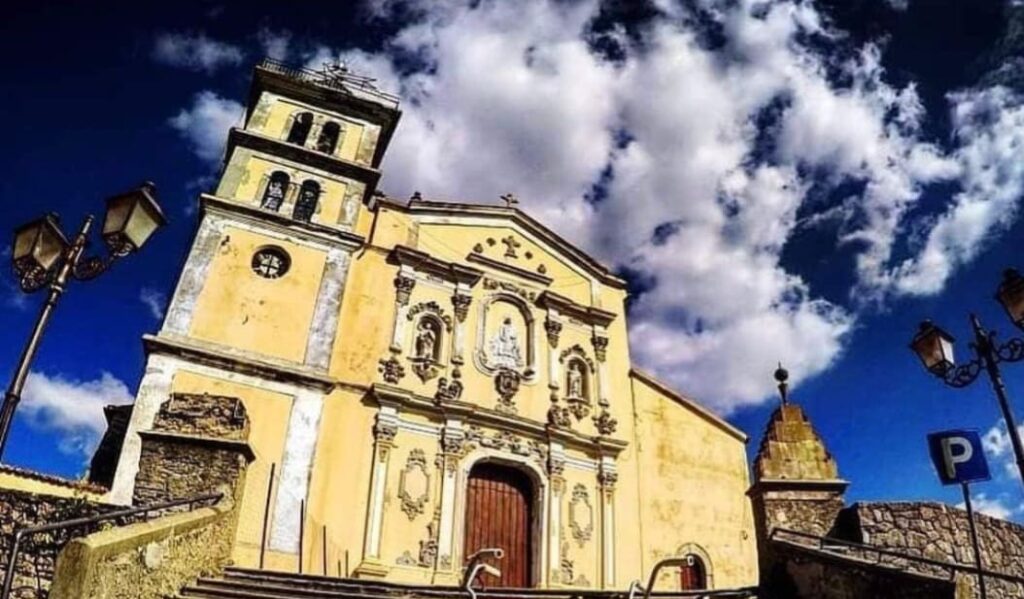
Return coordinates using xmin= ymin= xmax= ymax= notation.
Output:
xmin=474 ymin=293 xmax=536 ymax=379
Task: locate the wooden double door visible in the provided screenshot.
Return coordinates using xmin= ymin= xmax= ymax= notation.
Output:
xmin=464 ymin=463 xmax=534 ymax=588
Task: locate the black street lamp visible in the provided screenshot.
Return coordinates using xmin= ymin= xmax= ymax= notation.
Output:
xmin=0 ymin=182 xmax=166 ymax=459
xmin=910 ymin=268 xmax=1024 ymax=489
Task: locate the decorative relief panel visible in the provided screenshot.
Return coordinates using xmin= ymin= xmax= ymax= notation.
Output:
xmin=483 ymin=277 xmax=537 ymax=302
xmin=475 ymin=291 xmax=537 ymax=380
xmin=434 ymin=369 xmax=464 ymax=404
xmin=378 ymin=356 xmax=405 ymax=384
xmin=462 ymin=425 xmax=548 ymax=467
xmin=398 ymin=449 xmax=431 ymax=520
xmin=494 ymin=368 xmax=521 ymax=413
xmin=569 ymin=484 xmax=594 ymax=547
xmin=408 ymin=301 xmax=454 ymax=332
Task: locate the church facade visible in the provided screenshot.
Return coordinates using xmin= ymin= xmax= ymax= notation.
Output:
xmin=103 ymin=59 xmax=758 ymax=591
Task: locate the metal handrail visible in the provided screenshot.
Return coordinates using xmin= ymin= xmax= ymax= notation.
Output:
xmin=463 ymin=548 xmax=504 ymax=599
xmin=772 ymin=527 xmax=1024 ymax=586
xmin=257 ymin=58 xmax=401 ymax=104
xmin=1 ymin=492 xmax=222 ymax=599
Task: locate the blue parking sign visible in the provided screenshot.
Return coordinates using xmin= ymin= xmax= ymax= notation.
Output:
xmin=928 ymin=429 xmax=991 ymax=485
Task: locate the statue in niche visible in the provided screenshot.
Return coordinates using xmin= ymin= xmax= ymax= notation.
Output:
xmin=343 ymin=199 xmax=358 ymax=224
xmin=415 ymin=319 xmax=439 ymax=361
xmin=489 ymin=317 xmax=523 ymax=369
xmin=567 ymin=361 xmax=584 ymax=399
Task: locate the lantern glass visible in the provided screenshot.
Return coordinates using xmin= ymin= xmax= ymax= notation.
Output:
xmin=12 ymin=215 xmax=68 ymax=274
xmin=102 ymin=183 xmax=165 ymax=255
xmin=996 ymin=268 xmax=1024 ymax=329
xmin=910 ymin=321 xmax=955 ymax=376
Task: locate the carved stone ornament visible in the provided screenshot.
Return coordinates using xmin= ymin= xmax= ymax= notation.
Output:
xmin=434 ymin=369 xmax=464 ymax=404
xmin=483 ymin=277 xmax=537 ymax=302
xmin=463 ymin=425 xmax=548 ymax=465
xmin=566 ymin=396 xmax=591 ymax=421
xmin=439 ymin=554 xmax=452 ymax=569
xmin=408 ymin=301 xmax=454 ymax=331
xmin=544 ymin=318 xmax=562 ymax=348
xmin=411 ymin=358 xmax=441 ymax=383
xmin=569 ymin=484 xmax=594 ymax=546
xmin=501 ymin=235 xmax=522 ymax=258
xmin=418 ymin=520 xmax=438 ymax=567
xmin=560 ymin=344 xmax=596 ymax=372
xmin=598 ymin=469 xmax=618 ymax=490
xmin=396 ymin=551 xmax=418 ymax=566
xmin=548 ymin=403 xmax=572 ymax=428
xmin=398 ymin=449 xmax=431 ymax=520
xmin=592 ymin=335 xmax=609 ymax=362
xmin=548 ymin=455 xmax=566 ymax=477
xmin=452 ymin=293 xmax=472 ymax=323
xmin=394 ymin=275 xmax=416 ymax=306
xmin=494 ymin=368 xmax=521 ymax=414
xmin=593 ymin=408 xmax=618 ymax=436
xmin=373 ymin=420 xmax=398 ymax=445
xmin=378 ymin=355 xmax=406 ymax=384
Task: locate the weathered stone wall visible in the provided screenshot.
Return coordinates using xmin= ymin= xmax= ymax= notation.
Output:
xmin=838 ymin=502 xmax=1024 ymax=598
xmin=0 ymin=488 xmax=122 ymax=599
xmin=768 ymin=539 xmax=956 ymax=599
xmin=131 ymin=393 xmax=253 ymax=506
xmin=49 ymin=503 xmax=236 ymax=599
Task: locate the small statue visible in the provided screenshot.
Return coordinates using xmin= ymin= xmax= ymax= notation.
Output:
xmin=567 ymin=362 xmax=584 ymax=398
xmin=415 ymin=320 xmax=437 ymax=360
xmin=489 ymin=317 xmax=523 ymax=369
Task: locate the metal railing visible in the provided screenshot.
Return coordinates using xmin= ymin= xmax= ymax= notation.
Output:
xmin=258 ymin=58 xmax=400 ymax=104
xmin=627 ymin=557 xmax=757 ymax=599
xmin=771 ymin=527 xmax=1024 ymax=587
xmin=1 ymin=492 xmax=222 ymax=599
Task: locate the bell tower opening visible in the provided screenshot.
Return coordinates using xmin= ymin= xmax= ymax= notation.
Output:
xmin=464 ymin=462 xmax=535 ymax=588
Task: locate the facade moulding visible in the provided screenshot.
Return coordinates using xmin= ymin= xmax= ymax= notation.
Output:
xmin=226 ymin=128 xmax=382 ymax=202
xmin=143 ymin=334 xmax=337 ymax=393
xmin=537 ymin=290 xmax=616 ymax=327
xmin=388 ymin=245 xmax=484 ymax=287
xmin=466 ymin=252 xmax=554 ymax=287
xmin=378 ymin=199 xmax=627 ymax=290
xmin=201 ymin=194 xmax=365 ymax=250
xmin=368 ymin=383 xmax=628 ymax=458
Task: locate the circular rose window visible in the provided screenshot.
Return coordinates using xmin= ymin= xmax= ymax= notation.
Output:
xmin=251 ymin=246 xmax=291 ymax=279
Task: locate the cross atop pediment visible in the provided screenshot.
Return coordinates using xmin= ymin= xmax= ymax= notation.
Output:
xmin=500 ymin=193 xmax=519 ymax=209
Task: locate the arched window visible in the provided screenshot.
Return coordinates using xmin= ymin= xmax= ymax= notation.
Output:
xmin=413 ymin=316 xmax=443 ymax=362
xmin=315 ymin=121 xmax=341 ymax=154
xmin=260 ymin=171 xmax=289 ymax=211
xmin=286 ymin=112 xmax=313 ymax=145
xmin=293 ymin=180 xmax=320 ymax=222
xmin=680 ymin=555 xmax=707 ymax=591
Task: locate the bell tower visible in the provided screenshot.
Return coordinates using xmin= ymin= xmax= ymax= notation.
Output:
xmin=106 ymin=55 xmax=402 ymax=553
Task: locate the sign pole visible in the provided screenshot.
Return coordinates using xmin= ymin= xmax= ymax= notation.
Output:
xmin=961 ymin=482 xmax=988 ymax=599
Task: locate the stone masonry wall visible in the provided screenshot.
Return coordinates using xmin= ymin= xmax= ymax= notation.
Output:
xmin=770 ymin=539 xmax=956 ymax=599
xmin=0 ymin=488 xmax=123 ymax=599
xmin=840 ymin=502 xmax=1024 ymax=598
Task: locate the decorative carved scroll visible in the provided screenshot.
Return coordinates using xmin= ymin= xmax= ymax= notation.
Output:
xmin=378 ymin=356 xmax=406 ymax=384
xmin=394 ymin=275 xmax=416 ymax=306
xmin=569 ymin=484 xmax=594 ymax=546
xmin=408 ymin=301 xmax=454 ymax=331
xmin=495 ymin=368 xmax=521 ymax=413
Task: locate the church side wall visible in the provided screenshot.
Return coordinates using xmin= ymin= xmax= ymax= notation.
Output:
xmin=628 ymin=375 xmax=759 ymax=589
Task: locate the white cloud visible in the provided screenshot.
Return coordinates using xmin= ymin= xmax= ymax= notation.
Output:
xmin=21 ymin=371 xmax=134 ymax=459
xmin=300 ymin=0 xmax=1024 ymax=411
xmin=139 ymin=287 xmax=166 ymax=320
xmin=152 ymin=32 xmax=244 ymax=74
xmin=168 ymin=91 xmax=244 ymax=165
xmin=258 ymin=28 xmax=292 ymax=61
xmin=983 ymin=421 xmax=1024 ymax=480
xmin=957 ymin=492 xmax=1022 ymax=521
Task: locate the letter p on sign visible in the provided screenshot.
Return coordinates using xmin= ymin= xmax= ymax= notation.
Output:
xmin=928 ymin=429 xmax=991 ymax=486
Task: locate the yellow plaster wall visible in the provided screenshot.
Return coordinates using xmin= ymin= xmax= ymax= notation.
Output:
xmin=627 ymin=375 xmax=758 ymax=588
xmin=188 ymin=226 xmax=324 ymax=363
xmin=168 ymin=371 xmax=294 ymax=566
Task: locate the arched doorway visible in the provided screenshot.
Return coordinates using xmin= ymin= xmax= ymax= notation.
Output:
xmin=680 ymin=554 xmax=707 ymax=590
xmin=464 ymin=462 xmax=534 ymax=588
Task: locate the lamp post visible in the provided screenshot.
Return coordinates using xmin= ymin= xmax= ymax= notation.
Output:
xmin=909 ymin=268 xmax=1024 ymax=489
xmin=0 ymin=182 xmax=165 ymax=459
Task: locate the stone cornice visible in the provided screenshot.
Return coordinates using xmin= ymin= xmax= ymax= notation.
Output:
xmin=389 ymin=245 xmax=484 ymax=287
xmin=537 ymin=290 xmax=616 ymax=327
xmin=747 ymin=478 xmax=851 ymax=497
xmin=370 ymin=383 xmax=628 ymax=457
xmin=201 ymin=194 xmax=366 ymax=251
xmin=143 ymin=334 xmax=336 ymax=392
xmin=466 ymin=252 xmax=554 ymax=287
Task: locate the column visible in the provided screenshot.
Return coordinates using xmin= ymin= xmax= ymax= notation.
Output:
xmin=451 ymin=287 xmax=472 ymax=365
xmin=304 ymin=247 xmax=351 ymax=370
xmin=434 ymin=419 xmax=465 ymax=579
xmin=391 ymin=268 xmax=416 ymax=353
xmin=548 ymin=443 xmax=567 ymax=585
xmin=363 ymin=406 xmax=399 ymax=564
xmin=598 ymin=457 xmax=618 ymax=589
xmin=270 ymin=388 xmax=325 ymax=552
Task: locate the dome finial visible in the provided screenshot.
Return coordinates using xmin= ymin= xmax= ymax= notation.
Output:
xmin=774 ymin=362 xmax=789 ymax=405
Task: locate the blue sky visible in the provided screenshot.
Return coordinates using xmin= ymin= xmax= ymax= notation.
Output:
xmin=2 ymin=0 xmax=1024 ymax=521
